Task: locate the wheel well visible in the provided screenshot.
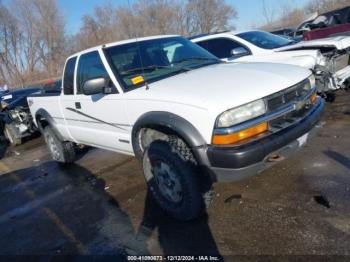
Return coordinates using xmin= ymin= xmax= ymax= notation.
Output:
xmin=134 ymin=125 xmax=193 ymax=159
xmin=35 ymin=115 xmax=49 ymax=131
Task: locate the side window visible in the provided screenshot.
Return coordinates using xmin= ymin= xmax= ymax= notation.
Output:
xmin=197 ymin=38 xmax=248 ymax=59
xmin=63 ymin=57 xmax=77 ymax=95
xmin=76 ymin=51 xmax=110 ymax=94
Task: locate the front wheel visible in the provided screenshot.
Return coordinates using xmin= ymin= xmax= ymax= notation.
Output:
xmin=43 ymin=126 xmax=76 ymax=163
xmin=142 ymin=140 xmax=202 ymax=221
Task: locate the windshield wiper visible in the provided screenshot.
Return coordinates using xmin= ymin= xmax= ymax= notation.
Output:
xmin=123 ymin=65 xmax=172 ymax=74
xmin=173 ymin=57 xmax=219 ymax=64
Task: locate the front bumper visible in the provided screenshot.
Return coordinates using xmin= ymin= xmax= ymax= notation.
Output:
xmin=205 ymin=97 xmax=325 ymax=182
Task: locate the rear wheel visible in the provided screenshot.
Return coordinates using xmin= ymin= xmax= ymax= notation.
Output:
xmin=143 ymin=140 xmax=203 ymax=221
xmin=43 ymin=126 xmax=76 ymax=163
xmin=4 ymin=124 xmax=22 ymax=146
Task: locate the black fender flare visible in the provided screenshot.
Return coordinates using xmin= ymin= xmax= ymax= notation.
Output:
xmin=35 ymin=108 xmax=64 ymax=141
xmin=131 ymin=111 xmax=210 ymax=167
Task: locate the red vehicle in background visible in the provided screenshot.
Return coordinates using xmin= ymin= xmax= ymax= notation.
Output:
xmin=304 ymin=23 xmax=350 ymax=40
xmin=299 ymin=6 xmax=350 ymax=41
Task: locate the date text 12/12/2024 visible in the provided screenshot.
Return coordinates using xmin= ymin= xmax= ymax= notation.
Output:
xmin=127 ymin=255 xmax=221 ymax=261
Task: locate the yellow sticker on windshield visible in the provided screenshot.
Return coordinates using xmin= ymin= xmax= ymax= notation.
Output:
xmin=131 ymin=75 xmax=144 ymax=85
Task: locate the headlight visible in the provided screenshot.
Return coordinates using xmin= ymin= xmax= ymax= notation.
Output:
xmin=216 ymin=99 xmax=266 ymax=128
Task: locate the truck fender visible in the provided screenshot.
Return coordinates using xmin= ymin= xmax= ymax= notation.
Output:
xmin=131 ymin=111 xmax=210 ymax=167
xmin=35 ymin=108 xmax=64 ymax=141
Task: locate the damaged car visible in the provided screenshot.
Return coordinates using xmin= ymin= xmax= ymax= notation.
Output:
xmin=0 ymin=87 xmax=42 ymax=145
xmin=0 ymin=79 xmax=62 ymax=146
xmin=191 ymin=30 xmax=350 ymax=101
xmin=296 ymin=6 xmax=350 ymax=40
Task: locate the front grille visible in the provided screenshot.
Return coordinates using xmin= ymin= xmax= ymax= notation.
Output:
xmin=266 ymin=79 xmax=314 ymax=133
xmin=269 ymin=105 xmax=311 ymax=132
xmin=267 ymin=79 xmax=310 ymax=112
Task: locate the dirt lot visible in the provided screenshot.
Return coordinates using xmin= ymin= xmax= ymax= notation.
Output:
xmin=0 ymin=92 xmax=350 ymax=259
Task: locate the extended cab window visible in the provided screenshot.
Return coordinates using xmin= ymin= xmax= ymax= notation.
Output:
xmin=196 ymin=38 xmax=247 ymax=59
xmin=76 ymin=51 xmax=110 ymax=94
xmin=63 ymin=57 xmax=76 ymax=95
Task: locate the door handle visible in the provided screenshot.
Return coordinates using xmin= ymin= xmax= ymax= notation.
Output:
xmin=75 ymin=102 xmax=81 ymax=109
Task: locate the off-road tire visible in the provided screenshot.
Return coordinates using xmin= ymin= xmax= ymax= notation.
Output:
xmin=43 ymin=126 xmax=76 ymax=163
xmin=169 ymin=135 xmax=214 ymax=208
xmin=143 ymin=140 xmax=202 ymax=221
xmin=168 ymin=135 xmax=197 ymax=164
xmin=4 ymin=124 xmax=22 ymax=146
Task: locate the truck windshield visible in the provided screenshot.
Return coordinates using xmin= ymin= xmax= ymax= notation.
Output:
xmin=237 ymin=31 xmax=294 ymax=49
xmin=104 ymin=36 xmax=220 ymax=90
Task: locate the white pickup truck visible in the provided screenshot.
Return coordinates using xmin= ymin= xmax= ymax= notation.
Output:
xmin=28 ymin=35 xmax=324 ymax=220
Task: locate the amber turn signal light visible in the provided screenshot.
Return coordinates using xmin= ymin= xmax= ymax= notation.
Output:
xmin=310 ymin=93 xmax=317 ymax=104
xmin=212 ymin=122 xmax=268 ymax=145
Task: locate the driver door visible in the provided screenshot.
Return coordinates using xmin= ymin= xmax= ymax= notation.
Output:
xmin=62 ymin=50 xmax=131 ymax=152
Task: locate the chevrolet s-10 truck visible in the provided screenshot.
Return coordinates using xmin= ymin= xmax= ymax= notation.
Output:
xmin=28 ymin=35 xmax=324 ymax=220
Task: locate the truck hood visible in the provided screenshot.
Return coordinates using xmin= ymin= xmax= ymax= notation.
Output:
xmin=276 ymin=36 xmax=350 ymax=51
xmin=237 ymin=49 xmax=319 ymax=69
xmin=138 ymin=62 xmax=311 ymax=114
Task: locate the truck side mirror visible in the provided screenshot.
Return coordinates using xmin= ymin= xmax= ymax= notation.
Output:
xmin=230 ymin=47 xmax=250 ymax=58
xmin=82 ymin=77 xmax=112 ymax=95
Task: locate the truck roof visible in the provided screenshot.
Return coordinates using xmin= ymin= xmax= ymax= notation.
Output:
xmin=68 ymin=34 xmax=179 ymax=59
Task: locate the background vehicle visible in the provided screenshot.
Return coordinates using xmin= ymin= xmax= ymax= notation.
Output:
xmin=28 ymin=35 xmax=324 ymax=220
xmin=293 ymin=6 xmax=350 ymax=40
xmin=191 ymin=30 xmax=350 ymax=100
xmin=270 ymin=28 xmax=302 ymax=42
xmin=42 ymin=78 xmax=62 ymax=94
xmin=0 ymin=80 xmax=61 ymax=146
xmin=0 ymin=87 xmax=42 ymax=145
xmin=270 ymin=28 xmax=295 ymax=37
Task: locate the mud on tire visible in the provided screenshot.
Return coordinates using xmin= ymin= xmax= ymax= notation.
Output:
xmin=43 ymin=126 xmax=76 ymax=163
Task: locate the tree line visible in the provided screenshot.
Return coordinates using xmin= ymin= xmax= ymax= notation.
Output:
xmin=0 ymin=0 xmax=236 ymax=88
xmin=1 ymin=0 xmax=349 ymax=88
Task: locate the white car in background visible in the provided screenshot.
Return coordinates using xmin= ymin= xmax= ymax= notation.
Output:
xmin=191 ymin=30 xmax=350 ymax=101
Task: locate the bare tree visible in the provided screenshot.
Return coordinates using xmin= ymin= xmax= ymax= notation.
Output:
xmin=279 ymin=2 xmax=305 ymax=28
xmin=0 ymin=0 xmax=66 ymax=87
xmin=0 ymin=3 xmax=30 ymax=86
xmin=33 ymin=0 xmax=66 ymax=77
xmin=306 ymin=0 xmax=350 ymax=14
xmin=185 ymin=0 xmax=237 ymax=34
xmin=74 ymin=0 xmax=237 ymax=51
xmin=261 ymin=0 xmax=275 ymax=26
